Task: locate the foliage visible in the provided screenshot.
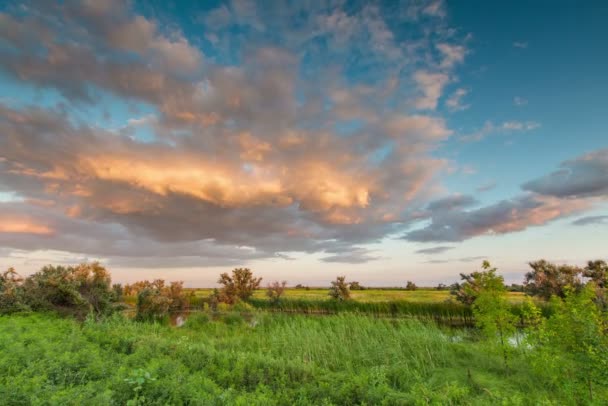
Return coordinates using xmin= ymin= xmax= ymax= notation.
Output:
xmin=1 ymin=312 xmax=607 ymax=404
xmin=526 ymin=284 xmax=608 ymax=402
xmin=451 ymin=260 xmax=502 ymax=305
xmin=349 ymin=281 xmax=364 ymax=290
xmin=266 ymin=280 xmax=287 ymax=304
xmin=471 ymin=261 xmax=518 ymax=371
xmin=328 ymin=276 xmax=351 ymax=301
xmin=405 ymin=281 xmax=417 ymax=291
xmin=217 ymin=268 xmax=262 ymax=304
xmin=135 ymin=280 xmax=188 ymax=321
xmin=19 ymin=262 xmax=117 ymax=318
xmin=524 ymin=259 xmax=583 ymax=300
xmin=0 ymin=268 xmax=29 ymax=314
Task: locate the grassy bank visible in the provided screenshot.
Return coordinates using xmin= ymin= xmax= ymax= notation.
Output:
xmin=1 ymin=311 xmax=600 ymax=405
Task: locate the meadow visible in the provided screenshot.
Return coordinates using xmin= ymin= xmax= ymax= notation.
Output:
xmin=1 ymin=262 xmax=606 ymax=405
xmin=0 ymin=310 xmax=599 ymax=406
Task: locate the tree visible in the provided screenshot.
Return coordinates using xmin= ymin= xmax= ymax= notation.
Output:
xmin=405 ymin=281 xmax=417 ymax=291
xmin=349 ymin=281 xmax=364 ymax=290
xmin=471 ymin=261 xmax=517 ymax=371
xmin=435 ymin=283 xmax=448 ymax=291
xmin=266 ymin=280 xmax=287 ymax=304
xmin=329 ymin=276 xmax=350 ymax=301
xmin=583 ymin=260 xmax=607 ymax=289
xmin=217 ymin=268 xmax=262 ymax=304
xmin=451 ymin=261 xmax=504 ymax=305
xmin=527 ymin=284 xmax=608 ymax=402
xmin=524 ymin=260 xmax=583 ymax=300
xmin=72 ymin=262 xmax=115 ymax=316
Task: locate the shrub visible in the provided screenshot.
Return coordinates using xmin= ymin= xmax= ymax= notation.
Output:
xmin=266 ymin=281 xmax=287 ymax=304
xmin=134 ymin=280 xmax=188 ymax=321
xmin=0 ymin=268 xmax=29 ymax=314
xmin=405 ymin=281 xmax=417 ymax=291
xmin=329 ymin=276 xmax=351 ymax=301
xmin=217 ymin=268 xmax=262 ymax=304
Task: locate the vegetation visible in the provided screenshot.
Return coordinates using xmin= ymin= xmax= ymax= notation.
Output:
xmin=328 ymin=276 xmax=351 ymax=301
xmin=524 ymin=260 xmax=583 ymax=300
xmin=217 ymin=268 xmax=262 ymax=304
xmin=405 ymin=281 xmax=417 ymax=291
xmin=266 ymin=280 xmax=287 ymax=304
xmin=1 ymin=259 xmax=607 ymax=404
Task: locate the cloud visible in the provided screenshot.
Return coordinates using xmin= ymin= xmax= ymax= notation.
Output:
xmin=425 ymin=255 xmax=487 ymax=264
xmin=522 ymin=149 xmax=608 ymax=198
xmin=0 ymin=0 xmax=472 ymax=265
xmin=437 ymin=43 xmax=466 ymax=69
xmin=415 ymin=246 xmax=454 ymax=255
xmin=513 ymin=41 xmax=528 ymax=49
xmin=571 ymin=215 xmax=608 ymax=226
xmin=413 ymin=71 xmax=450 ymax=110
xmin=404 ymin=194 xmax=588 ymax=242
xmin=446 ymin=88 xmax=470 ymax=112
xmin=460 ymin=120 xmax=541 ymax=142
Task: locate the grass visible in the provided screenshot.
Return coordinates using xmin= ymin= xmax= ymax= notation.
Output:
xmin=1 ymin=311 xmax=601 ymax=405
xmin=187 ymin=288 xmax=526 ymax=303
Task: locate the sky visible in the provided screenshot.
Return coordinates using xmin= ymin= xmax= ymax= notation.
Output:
xmin=0 ymin=0 xmax=607 ymax=286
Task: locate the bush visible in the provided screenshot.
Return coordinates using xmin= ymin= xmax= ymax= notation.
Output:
xmin=329 ymin=276 xmax=351 ymax=301
xmin=135 ymin=280 xmax=188 ymax=321
xmin=405 ymin=281 xmax=417 ymax=291
xmin=217 ymin=268 xmax=262 ymax=304
xmin=266 ymin=281 xmax=287 ymax=303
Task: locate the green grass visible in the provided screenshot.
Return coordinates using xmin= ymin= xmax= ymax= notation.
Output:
xmin=188 ymin=288 xmax=526 ymax=303
xmin=1 ymin=311 xmax=601 ymax=405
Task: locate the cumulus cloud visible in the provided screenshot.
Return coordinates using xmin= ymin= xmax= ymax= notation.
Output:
xmin=0 ymin=1 xmax=468 ymax=265
xmin=522 ymin=149 xmax=608 ymax=198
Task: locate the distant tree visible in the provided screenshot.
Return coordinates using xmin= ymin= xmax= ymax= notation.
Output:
xmin=349 ymin=281 xmax=364 ymax=290
xmin=329 ymin=276 xmax=351 ymax=301
xmin=112 ymin=283 xmax=124 ymax=302
xmin=524 ymin=260 xmax=583 ymax=300
xmin=217 ymin=268 xmax=262 ymax=304
xmin=471 ymin=261 xmax=517 ymax=371
xmin=435 ymin=283 xmax=447 ymax=291
xmin=583 ymin=260 xmax=608 ymax=289
xmin=295 ymin=284 xmax=304 ymax=289
xmin=405 ymin=281 xmax=418 ymax=291
xmin=583 ymin=260 xmax=608 ymax=308
xmin=451 ymin=260 xmax=506 ymax=305
xmin=71 ymin=262 xmax=115 ymax=315
xmin=507 ymin=283 xmax=524 ymax=292
xmin=266 ymin=280 xmax=287 ymax=304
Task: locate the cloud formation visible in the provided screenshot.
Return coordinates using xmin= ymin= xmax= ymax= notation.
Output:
xmin=0 ymin=0 xmax=466 ymax=265
xmin=523 ymin=149 xmax=608 ymax=198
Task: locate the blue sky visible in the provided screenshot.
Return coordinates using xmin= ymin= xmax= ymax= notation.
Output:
xmin=0 ymin=0 xmax=607 ymax=286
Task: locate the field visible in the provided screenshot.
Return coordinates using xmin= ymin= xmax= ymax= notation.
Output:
xmin=0 ymin=311 xmax=591 ymax=405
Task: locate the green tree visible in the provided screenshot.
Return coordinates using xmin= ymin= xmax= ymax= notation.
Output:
xmin=405 ymin=281 xmax=417 ymax=291
xmin=451 ymin=261 xmax=503 ymax=305
xmin=217 ymin=268 xmax=262 ymax=304
xmin=329 ymin=276 xmax=350 ymax=301
xmin=524 ymin=259 xmax=583 ymax=300
xmin=471 ymin=261 xmax=517 ymax=371
xmin=527 ymin=284 xmax=608 ymax=402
